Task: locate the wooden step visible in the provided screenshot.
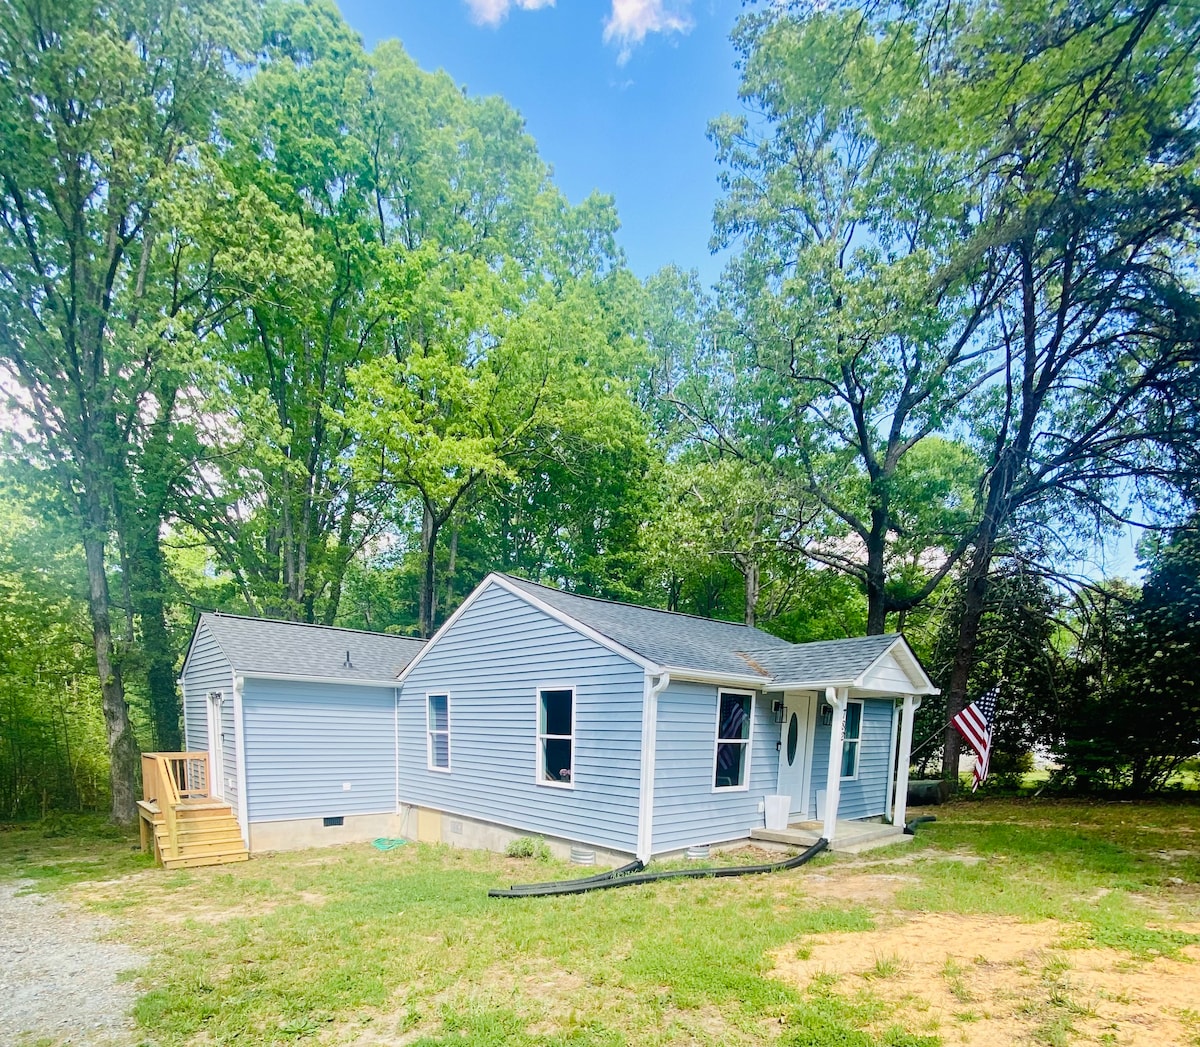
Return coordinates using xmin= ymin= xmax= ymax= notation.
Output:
xmin=162 ymin=849 xmax=249 ymax=870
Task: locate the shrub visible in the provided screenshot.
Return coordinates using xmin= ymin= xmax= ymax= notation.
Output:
xmin=505 ymin=836 xmax=552 ymax=861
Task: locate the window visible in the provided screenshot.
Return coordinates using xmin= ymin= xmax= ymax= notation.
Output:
xmin=714 ymin=691 xmax=753 ymax=790
xmin=537 ymin=687 xmax=574 ymax=787
xmin=841 ymin=700 xmax=864 ymax=779
xmin=427 ymin=694 xmax=450 ymax=771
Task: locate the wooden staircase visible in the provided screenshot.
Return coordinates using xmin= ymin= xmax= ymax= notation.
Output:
xmin=138 ymin=753 xmax=249 ymax=869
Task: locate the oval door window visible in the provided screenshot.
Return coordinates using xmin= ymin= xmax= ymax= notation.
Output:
xmin=786 ymin=713 xmax=799 ymax=764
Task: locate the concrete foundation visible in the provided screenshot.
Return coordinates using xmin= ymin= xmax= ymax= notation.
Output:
xmin=247 ymin=811 xmax=405 ymax=853
xmin=401 ymin=804 xmax=633 ymax=867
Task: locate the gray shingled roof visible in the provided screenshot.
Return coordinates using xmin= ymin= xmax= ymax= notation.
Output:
xmin=198 ymin=612 xmax=425 ymax=682
xmin=501 ymin=575 xmax=793 ymax=678
xmin=738 ymin=634 xmax=902 ymax=686
xmin=499 ymin=576 xmax=927 ymax=689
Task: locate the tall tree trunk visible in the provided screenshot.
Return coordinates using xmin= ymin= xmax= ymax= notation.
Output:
xmin=419 ymin=504 xmax=440 ymax=638
xmin=81 ymin=485 xmax=138 ymax=825
xmin=864 ymin=531 xmax=888 ymax=635
xmin=132 ymin=530 xmax=181 ymax=751
xmin=444 ymin=524 xmax=460 ymax=613
xmin=742 ymin=557 xmax=759 ymax=627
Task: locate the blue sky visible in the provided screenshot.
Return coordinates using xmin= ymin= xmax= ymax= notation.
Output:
xmin=334 ymin=0 xmax=743 ymax=287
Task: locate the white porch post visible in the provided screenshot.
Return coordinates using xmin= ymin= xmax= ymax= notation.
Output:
xmin=884 ymin=698 xmax=901 ymax=824
xmin=892 ymin=693 xmax=921 ymax=829
xmin=820 ymin=686 xmax=847 ymax=842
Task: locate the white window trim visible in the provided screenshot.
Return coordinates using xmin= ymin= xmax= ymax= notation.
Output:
xmin=712 ymin=689 xmax=755 ymax=793
xmin=535 ymin=683 xmax=576 ymax=790
xmin=426 ymin=692 xmax=452 ymax=773
xmin=841 ymin=698 xmax=864 ymax=781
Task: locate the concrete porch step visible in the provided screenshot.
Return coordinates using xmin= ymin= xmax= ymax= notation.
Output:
xmin=750 ymin=820 xmax=911 ymax=854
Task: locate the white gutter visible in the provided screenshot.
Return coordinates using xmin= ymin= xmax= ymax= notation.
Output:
xmin=636 ymin=670 xmax=671 ymax=862
xmin=236 ymin=670 xmax=403 ymax=688
xmin=662 ymin=666 xmax=771 ymax=689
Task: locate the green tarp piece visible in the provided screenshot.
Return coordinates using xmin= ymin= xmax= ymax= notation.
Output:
xmin=372 ymin=838 xmax=408 ymax=851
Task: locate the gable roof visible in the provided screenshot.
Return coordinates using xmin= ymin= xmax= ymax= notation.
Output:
xmin=739 ymin=634 xmax=906 ymax=688
xmin=499 ymin=574 xmax=793 ymax=680
xmin=494 ymin=575 xmax=936 ymax=694
xmin=195 ymin=612 xmax=425 ymax=684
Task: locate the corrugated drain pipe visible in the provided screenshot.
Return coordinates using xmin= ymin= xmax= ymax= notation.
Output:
xmin=488 ymin=837 xmax=829 ymax=898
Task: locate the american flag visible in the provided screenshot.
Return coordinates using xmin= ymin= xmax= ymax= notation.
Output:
xmin=952 ymin=684 xmax=1000 ymax=792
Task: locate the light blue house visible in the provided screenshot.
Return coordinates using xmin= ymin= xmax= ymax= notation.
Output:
xmin=179 ymin=614 xmax=425 ymax=852
xmin=179 ymin=573 xmax=937 ymax=860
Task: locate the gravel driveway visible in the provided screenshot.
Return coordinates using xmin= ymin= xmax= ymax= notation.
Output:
xmin=0 ymin=880 xmax=144 ymax=1045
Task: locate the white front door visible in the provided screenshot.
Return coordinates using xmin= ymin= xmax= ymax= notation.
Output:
xmin=206 ymin=691 xmax=224 ymax=799
xmin=777 ymin=693 xmax=813 ymax=819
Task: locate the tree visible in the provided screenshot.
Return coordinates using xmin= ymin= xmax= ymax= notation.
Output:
xmin=344 ymin=263 xmax=649 ymax=637
xmin=920 ymin=0 xmax=1200 ymax=777
xmin=1053 ymin=524 xmax=1200 ymax=793
xmin=0 ymin=0 xmax=254 ymax=821
xmin=697 ymin=6 xmax=1000 ymax=634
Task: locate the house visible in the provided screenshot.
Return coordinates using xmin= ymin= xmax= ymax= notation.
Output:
xmin=158 ymin=573 xmax=936 ymax=868
xmin=146 ymin=615 xmax=425 ymax=864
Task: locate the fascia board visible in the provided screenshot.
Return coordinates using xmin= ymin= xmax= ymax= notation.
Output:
xmin=662 ymin=666 xmax=773 ymax=689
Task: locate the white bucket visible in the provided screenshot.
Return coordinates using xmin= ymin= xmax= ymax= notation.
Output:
xmin=764 ymin=794 xmax=790 ymax=831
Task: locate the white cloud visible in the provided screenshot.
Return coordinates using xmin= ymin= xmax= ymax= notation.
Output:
xmin=463 ymin=0 xmax=555 ymax=28
xmin=603 ymin=0 xmax=693 ymax=62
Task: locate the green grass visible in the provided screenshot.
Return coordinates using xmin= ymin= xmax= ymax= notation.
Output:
xmin=2 ymin=798 xmax=1199 ymax=1046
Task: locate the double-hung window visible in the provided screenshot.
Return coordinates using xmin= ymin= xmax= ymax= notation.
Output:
xmin=537 ymin=687 xmax=574 ymax=787
xmin=714 ymin=690 xmax=753 ymax=790
xmin=427 ymin=694 xmax=450 ymax=771
xmin=840 ymin=699 xmax=863 ymax=779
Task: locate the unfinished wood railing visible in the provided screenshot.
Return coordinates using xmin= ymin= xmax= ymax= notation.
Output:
xmin=141 ymin=752 xmax=210 ymax=861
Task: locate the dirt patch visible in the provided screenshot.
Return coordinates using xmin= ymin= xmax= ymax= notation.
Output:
xmin=771 ymin=912 xmax=1200 ymax=1046
xmin=0 ymin=880 xmax=145 ymax=1046
xmin=801 ymin=871 xmax=921 ymax=904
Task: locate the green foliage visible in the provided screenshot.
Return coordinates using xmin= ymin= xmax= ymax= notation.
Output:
xmin=503 ymin=836 xmax=552 ymax=861
xmin=1051 ymin=522 xmax=1200 ymax=793
xmin=0 ymin=467 xmax=112 ymax=816
xmin=916 ymin=565 xmax=1062 ymax=782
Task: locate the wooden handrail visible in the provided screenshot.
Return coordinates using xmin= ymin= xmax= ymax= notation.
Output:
xmin=141 ymin=752 xmax=211 ymax=861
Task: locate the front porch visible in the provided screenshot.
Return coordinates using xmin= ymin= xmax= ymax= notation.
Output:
xmin=751 ymin=819 xmax=910 ymax=854
xmin=137 ymin=752 xmax=248 ymax=869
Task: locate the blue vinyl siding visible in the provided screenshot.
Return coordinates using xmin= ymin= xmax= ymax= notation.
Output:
xmin=241 ymin=678 xmax=396 ymax=822
xmin=181 ymin=622 xmax=237 ymax=809
xmin=807 ymin=698 xmax=894 ymax=820
xmin=651 ymin=680 xmax=778 ymax=854
xmin=398 ymin=583 xmax=646 ymax=854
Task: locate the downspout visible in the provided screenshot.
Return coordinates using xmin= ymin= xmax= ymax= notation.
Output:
xmin=820 ymin=686 xmax=846 ymax=843
xmin=232 ymin=674 xmax=250 ymax=849
xmin=636 ymin=671 xmax=671 ymax=863
xmin=177 ymin=677 xmax=188 ymax=751
xmin=394 ymin=686 xmax=400 ymax=821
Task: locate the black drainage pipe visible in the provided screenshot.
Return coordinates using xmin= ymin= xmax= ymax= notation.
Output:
xmin=489 ymin=838 xmax=829 ymax=898
xmin=904 ymin=815 xmax=937 ymax=835
xmin=500 ymin=858 xmax=644 ymax=894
